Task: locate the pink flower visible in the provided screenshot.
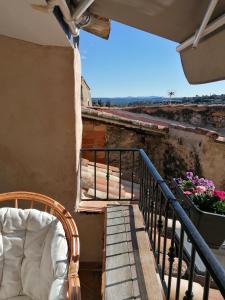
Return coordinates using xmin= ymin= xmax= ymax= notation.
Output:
xmin=183 ymin=191 xmax=193 ymax=196
xmin=214 ymin=190 xmax=225 ymax=201
xmin=196 ymin=185 xmax=207 ymax=193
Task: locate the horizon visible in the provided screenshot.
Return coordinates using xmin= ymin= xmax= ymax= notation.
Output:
xmin=80 ymin=21 xmax=225 ymax=98
xmin=91 ymin=93 xmax=225 ymax=99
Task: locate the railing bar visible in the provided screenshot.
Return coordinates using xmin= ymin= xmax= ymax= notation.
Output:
xmin=142 ymin=161 xmax=146 ymax=216
xmin=145 ymin=165 xmax=149 ymax=224
xmin=150 ymin=176 xmax=154 ymax=242
xmin=161 ymin=201 xmax=168 ymax=281
xmin=131 ymin=151 xmax=134 ymax=201
xmin=141 ymin=156 xmax=144 ymax=210
xmin=138 ymin=154 xmax=141 ymax=209
xmin=167 ymin=211 xmax=176 ymax=300
xmin=175 ymin=226 xmax=184 ymax=300
xmin=157 ymin=191 xmax=163 ymax=266
xmin=80 ymin=151 xmax=82 ymax=201
xmin=144 ymin=163 xmax=149 ymax=224
xmin=81 ymin=148 xmax=139 ymax=152
xmin=184 ymin=245 xmax=196 ymax=300
xmin=142 ymin=158 xmax=146 ymax=215
xmin=146 ymin=173 xmax=151 ymax=233
xmin=81 ymin=197 xmax=139 ymax=204
xmin=153 ymin=182 xmax=158 ymax=253
xmin=94 ymin=150 xmax=97 ymax=199
xmin=106 ymin=150 xmax=109 ymax=201
xmin=203 ymin=271 xmax=211 ymax=300
xmin=119 ymin=151 xmax=122 ymax=201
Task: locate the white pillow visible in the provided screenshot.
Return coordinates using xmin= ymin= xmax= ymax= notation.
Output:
xmin=0 ymin=208 xmax=69 ymax=300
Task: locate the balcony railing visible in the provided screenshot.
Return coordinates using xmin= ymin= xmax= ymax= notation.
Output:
xmin=80 ymin=148 xmax=225 ymax=300
xmin=81 ymin=148 xmax=140 ymax=201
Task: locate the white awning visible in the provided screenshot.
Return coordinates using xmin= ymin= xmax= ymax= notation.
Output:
xmin=88 ymin=0 xmax=225 ymax=84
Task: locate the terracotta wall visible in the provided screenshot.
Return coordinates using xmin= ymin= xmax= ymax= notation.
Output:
xmin=82 ymin=119 xmax=106 ymax=162
xmin=0 ymin=35 xmax=77 ymax=212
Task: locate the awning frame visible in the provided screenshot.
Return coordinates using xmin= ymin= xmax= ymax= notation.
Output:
xmin=176 ymin=0 xmax=225 ymax=52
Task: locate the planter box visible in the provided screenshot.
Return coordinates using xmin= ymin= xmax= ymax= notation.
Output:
xmin=173 ymin=180 xmax=225 ymax=249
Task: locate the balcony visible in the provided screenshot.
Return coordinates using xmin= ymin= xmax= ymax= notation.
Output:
xmin=79 ymin=148 xmax=225 ymax=300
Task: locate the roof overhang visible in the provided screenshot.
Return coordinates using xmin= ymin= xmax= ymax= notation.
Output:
xmin=0 ymin=0 xmax=70 ymax=47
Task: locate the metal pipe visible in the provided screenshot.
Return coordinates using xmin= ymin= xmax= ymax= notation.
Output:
xmin=177 ymin=11 xmax=225 ymax=52
xmin=72 ymin=0 xmax=95 ymax=21
xmin=193 ymin=0 xmax=219 ymax=48
xmin=45 ymin=0 xmax=95 ymax=36
xmin=48 ymin=0 xmax=79 ymax=36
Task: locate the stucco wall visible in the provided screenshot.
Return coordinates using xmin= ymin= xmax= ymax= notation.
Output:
xmin=0 ymin=35 xmax=77 ymax=212
xmin=75 ymin=213 xmax=104 ymax=263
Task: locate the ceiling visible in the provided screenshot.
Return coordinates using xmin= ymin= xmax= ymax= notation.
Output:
xmin=0 ymin=0 xmax=70 ymax=47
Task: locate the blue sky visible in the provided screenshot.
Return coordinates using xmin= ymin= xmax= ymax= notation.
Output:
xmin=80 ymin=21 xmax=225 ymax=98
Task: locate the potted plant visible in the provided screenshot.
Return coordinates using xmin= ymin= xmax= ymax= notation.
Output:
xmin=173 ymin=172 xmax=225 ymax=249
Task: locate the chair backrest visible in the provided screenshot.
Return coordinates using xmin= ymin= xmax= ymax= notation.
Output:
xmin=0 ymin=191 xmax=80 ymax=299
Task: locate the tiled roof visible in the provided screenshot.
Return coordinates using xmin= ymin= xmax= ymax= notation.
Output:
xmin=81 ymin=158 xmax=139 ymax=200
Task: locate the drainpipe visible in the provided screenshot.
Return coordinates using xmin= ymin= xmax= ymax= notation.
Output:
xmin=34 ymin=0 xmax=95 ymax=36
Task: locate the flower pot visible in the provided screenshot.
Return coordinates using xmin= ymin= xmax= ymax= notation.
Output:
xmin=173 ymin=180 xmax=225 ymax=249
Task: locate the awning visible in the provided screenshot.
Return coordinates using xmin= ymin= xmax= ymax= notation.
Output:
xmin=88 ymin=0 xmax=225 ymax=84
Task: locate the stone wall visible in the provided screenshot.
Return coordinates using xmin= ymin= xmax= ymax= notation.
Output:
xmin=125 ymin=105 xmax=225 ymax=129
xmin=82 ymin=116 xmax=225 ymax=189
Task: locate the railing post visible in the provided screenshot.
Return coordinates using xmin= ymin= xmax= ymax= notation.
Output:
xmin=167 ymin=212 xmax=176 ymax=300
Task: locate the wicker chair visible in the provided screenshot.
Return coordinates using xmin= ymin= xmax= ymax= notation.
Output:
xmin=0 ymin=191 xmax=81 ymax=300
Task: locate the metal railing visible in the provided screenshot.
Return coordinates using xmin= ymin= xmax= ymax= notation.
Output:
xmin=81 ymin=148 xmax=139 ymax=201
xmin=81 ymin=148 xmax=225 ymax=299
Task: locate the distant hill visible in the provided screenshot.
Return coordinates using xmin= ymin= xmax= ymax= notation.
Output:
xmin=92 ymin=96 xmax=163 ymax=106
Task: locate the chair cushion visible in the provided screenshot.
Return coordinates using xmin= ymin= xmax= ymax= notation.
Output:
xmin=0 ymin=208 xmax=69 ymax=300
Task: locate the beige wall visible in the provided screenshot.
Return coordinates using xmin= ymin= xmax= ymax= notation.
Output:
xmin=0 ymin=35 xmax=77 ymax=212
xmin=75 ymin=213 xmax=104 ymax=263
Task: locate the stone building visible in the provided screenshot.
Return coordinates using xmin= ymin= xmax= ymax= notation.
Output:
xmin=81 ymin=76 xmax=92 ymax=106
